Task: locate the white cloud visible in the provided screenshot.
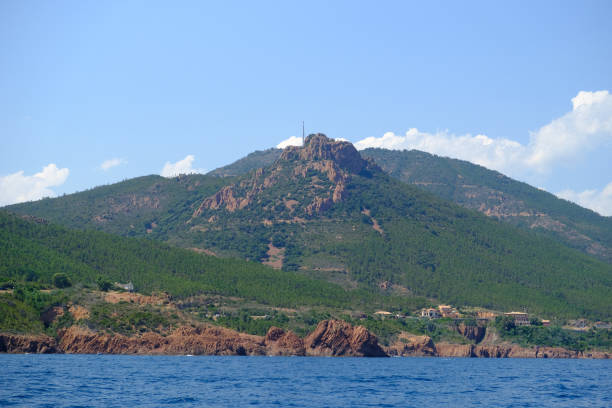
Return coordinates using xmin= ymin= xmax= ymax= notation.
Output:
xmin=355 ymin=129 xmax=526 ymax=175
xmin=276 ymin=136 xmax=349 ymax=149
xmin=276 ymin=136 xmax=303 ymax=149
xmin=353 ymin=90 xmax=612 ymax=178
xmin=160 ymin=155 xmax=206 ymax=177
xmin=100 ymin=158 xmax=126 ymax=171
xmin=557 ymin=181 xmax=612 ymax=216
xmin=525 ymin=90 xmax=612 ymax=170
xmin=0 ymin=164 xmax=69 ymax=206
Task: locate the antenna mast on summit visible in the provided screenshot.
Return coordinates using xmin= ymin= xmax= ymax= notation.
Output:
xmin=302 ymin=121 xmax=305 ymax=144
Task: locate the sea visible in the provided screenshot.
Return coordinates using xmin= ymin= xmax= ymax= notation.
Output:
xmin=0 ymin=355 xmax=610 ymax=407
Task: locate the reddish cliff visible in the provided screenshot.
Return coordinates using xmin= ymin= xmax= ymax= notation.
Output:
xmin=0 ymin=333 xmax=57 ymax=354
xmin=433 ymin=342 xmax=610 ymax=359
xmin=58 ymin=325 xmax=267 ymax=356
xmin=264 ymin=326 xmax=305 ymax=356
xmin=304 ymin=320 xmax=387 ymax=357
xmin=1 ymin=322 xmax=609 ymax=359
xmin=385 ymin=333 xmax=436 ymax=357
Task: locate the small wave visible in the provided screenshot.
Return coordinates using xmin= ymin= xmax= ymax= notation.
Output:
xmin=159 ymin=396 xmax=198 ymax=404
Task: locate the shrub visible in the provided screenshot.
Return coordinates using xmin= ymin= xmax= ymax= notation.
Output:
xmin=53 ymin=273 xmax=72 ymax=288
xmin=96 ymin=276 xmax=113 ymax=292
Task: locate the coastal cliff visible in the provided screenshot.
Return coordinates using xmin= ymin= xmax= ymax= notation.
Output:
xmin=1 ymin=321 xmax=609 ymax=358
xmin=0 ymin=320 xmax=384 ymax=357
xmin=384 ymin=335 xmax=610 ymax=359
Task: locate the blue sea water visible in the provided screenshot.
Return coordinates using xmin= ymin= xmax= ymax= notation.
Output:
xmin=0 ymin=355 xmax=610 ymax=407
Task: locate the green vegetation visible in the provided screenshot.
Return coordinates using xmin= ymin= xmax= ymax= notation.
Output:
xmin=208 ymin=148 xmax=282 ymax=177
xmin=5 ymin=174 xmax=231 ymax=241
xmin=351 ymin=317 xmax=468 ymax=346
xmin=494 ymin=316 xmax=612 ymax=352
xmin=213 ymin=310 xmax=292 ymax=336
xmin=0 ymin=284 xmax=69 ymax=334
xmin=0 ymin=293 xmax=46 ymax=334
xmin=361 ymin=148 xmax=612 ymax=263
xmin=53 ymin=273 xmax=72 ymax=288
xmin=87 ymin=301 xmax=175 ymax=336
xmin=190 ymin=155 xmax=612 ymax=320
xmin=0 ymin=211 xmax=427 ymax=312
xmin=189 ymin=146 xmax=612 ymax=263
xmin=96 ymin=276 xmax=113 ymax=292
xmin=3 ymin=138 xmax=611 ymax=324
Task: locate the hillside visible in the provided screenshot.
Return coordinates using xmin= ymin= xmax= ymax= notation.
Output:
xmin=3 ymin=174 xmax=232 ymax=241
xmin=5 ymin=135 xmax=612 ymax=320
xmin=206 ymin=146 xmax=612 ymax=263
xmin=0 ymin=210 xmax=426 ymax=313
xmin=190 ymin=134 xmax=612 ymax=320
xmin=360 ymin=148 xmax=612 ymax=263
xmin=2 ymin=211 xmax=610 ymax=356
xmin=208 ymin=148 xmax=282 ymax=178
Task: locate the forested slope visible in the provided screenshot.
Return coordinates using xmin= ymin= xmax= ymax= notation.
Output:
xmin=0 ymin=211 xmax=424 ymax=311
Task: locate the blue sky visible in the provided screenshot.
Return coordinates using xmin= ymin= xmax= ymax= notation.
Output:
xmin=1 ymin=1 xmax=612 ymax=214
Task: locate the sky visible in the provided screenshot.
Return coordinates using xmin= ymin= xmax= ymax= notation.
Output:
xmin=1 ymin=1 xmax=612 ymax=215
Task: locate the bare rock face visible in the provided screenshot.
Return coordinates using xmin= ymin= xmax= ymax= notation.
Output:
xmin=456 ymin=323 xmax=486 ymax=343
xmin=193 ymin=133 xmax=377 ymax=217
xmin=163 ymin=326 xmax=266 ymax=356
xmin=304 ymin=320 xmax=387 ymax=357
xmin=385 ymin=333 xmax=436 ymax=357
xmin=280 ymin=133 xmax=368 ymax=174
xmin=57 ymin=325 xmax=267 ymax=356
xmin=2 ymin=323 xmax=611 ymax=359
xmin=264 ymin=327 xmax=305 ymax=356
xmin=0 ymin=333 xmax=57 ymax=354
xmin=434 ymin=342 xmax=475 ymax=357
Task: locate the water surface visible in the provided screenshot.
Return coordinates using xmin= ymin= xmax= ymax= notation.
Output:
xmin=1 ymin=355 xmax=610 ymax=407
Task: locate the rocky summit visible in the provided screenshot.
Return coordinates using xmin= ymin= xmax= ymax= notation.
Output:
xmin=193 ymin=133 xmax=377 ymax=217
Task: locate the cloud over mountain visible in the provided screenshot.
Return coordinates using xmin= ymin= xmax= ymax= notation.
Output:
xmin=160 ymin=155 xmax=206 ymax=177
xmin=0 ymin=164 xmax=69 ymax=206
xmin=276 ymin=136 xmax=303 ymax=149
xmin=557 ymin=182 xmax=612 ymax=217
xmin=354 ymin=90 xmax=612 ymax=178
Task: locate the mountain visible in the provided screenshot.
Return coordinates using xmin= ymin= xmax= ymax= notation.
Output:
xmin=206 ymin=146 xmax=612 ymax=263
xmin=359 ymin=149 xmax=612 ymax=263
xmin=7 ymin=134 xmax=610 ymax=320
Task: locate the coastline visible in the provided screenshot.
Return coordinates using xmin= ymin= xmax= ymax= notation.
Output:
xmin=2 ymin=320 xmax=609 ymax=359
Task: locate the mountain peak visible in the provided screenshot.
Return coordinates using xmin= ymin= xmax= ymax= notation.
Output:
xmin=280 ymin=133 xmax=368 ymax=174
xmin=193 ymin=133 xmax=376 ymax=217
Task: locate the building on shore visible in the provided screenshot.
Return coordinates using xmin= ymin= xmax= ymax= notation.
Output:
xmin=421 ymin=308 xmax=441 ymax=319
xmin=504 ymin=312 xmax=530 ymax=326
xmin=438 ymin=305 xmax=459 ymax=318
xmin=115 ymin=282 xmax=134 ymax=292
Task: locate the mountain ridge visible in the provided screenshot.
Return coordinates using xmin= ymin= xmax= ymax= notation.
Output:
xmin=206 ymin=145 xmax=612 ymax=263
xmin=4 ymin=135 xmax=612 ymax=319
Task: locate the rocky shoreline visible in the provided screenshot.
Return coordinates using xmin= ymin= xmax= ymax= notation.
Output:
xmin=1 ymin=320 xmax=609 ymax=359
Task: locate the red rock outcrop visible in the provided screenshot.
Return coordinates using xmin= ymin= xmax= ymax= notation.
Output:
xmin=2 ymin=321 xmax=609 ymax=359
xmin=264 ymin=327 xmax=305 ymax=356
xmin=193 ymin=134 xmax=379 ymax=217
xmin=304 ymin=320 xmax=387 ymax=357
xmin=0 ymin=333 xmax=57 ymax=354
xmin=433 ymin=342 xmax=610 ymax=359
xmin=385 ymin=333 xmax=436 ymax=356
xmin=280 ymin=133 xmax=369 ymax=174
xmin=456 ymin=323 xmax=486 ymax=343
xmin=58 ymin=325 xmax=267 ymax=356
